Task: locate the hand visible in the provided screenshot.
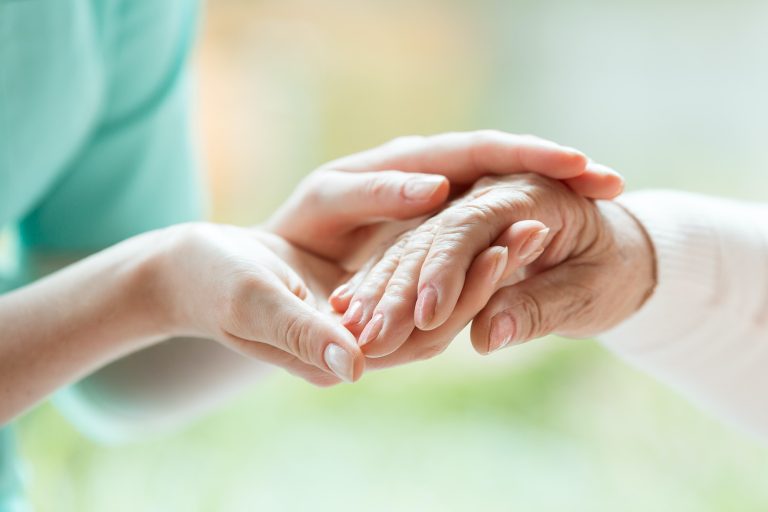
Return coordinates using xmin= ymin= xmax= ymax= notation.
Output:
xmin=470 ymin=193 xmax=656 ymax=353
xmin=336 ymin=173 xmax=654 ymax=366
xmin=149 ymin=223 xmax=363 ymax=385
xmin=268 ymin=130 xmax=624 ymax=270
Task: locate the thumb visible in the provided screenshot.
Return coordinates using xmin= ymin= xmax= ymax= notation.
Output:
xmin=225 ymin=263 xmax=365 ymax=383
xmin=298 ymin=169 xmax=450 ymax=224
xmin=470 ymin=262 xmax=598 ymax=354
xmin=263 ymin=288 xmax=365 ymax=382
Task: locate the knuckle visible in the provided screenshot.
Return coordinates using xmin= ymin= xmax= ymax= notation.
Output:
xmin=282 ymin=314 xmax=315 ymax=363
xmin=424 ymin=239 xmax=462 ymax=270
xmin=364 ymin=175 xmax=394 ymax=202
xmin=443 ymin=202 xmax=495 ymax=228
xmin=515 ymin=291 xmax=548 ymax=340
xmin=382 ymin=277 xmax=417 ymax=302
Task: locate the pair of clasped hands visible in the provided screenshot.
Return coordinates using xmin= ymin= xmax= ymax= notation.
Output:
xmin=161 ymin=131 xmax=647 ymax=385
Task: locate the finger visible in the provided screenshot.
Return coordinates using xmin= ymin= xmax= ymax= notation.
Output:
xmin=298 ymin=169 xmax=449 ymax=225
xmin=491 ymin=220 xmax=550 ymax=283
xmin=341 ymin=236 xmax=409 ymax=337
xmin=224 ymin=255 xmax=365 ymax=382
xmin=324 ymin=131 xmax=589 ymax=183
xmin=414 ymin=192 xmax=553 ymax=331
xmin=329 ymin=256 xmax=378 ymax=314
xmin=563 ymin=161 xmax=625 ymax=199
xmin=228 ymin=340 xmax=342 ymax=388
xmin=470 ymin=262 xmax=596 ymax=354
xmin=365 ymin=239 xmax=512 ymax=370
xmin=357 ymin=222 xmax=441 ymax=357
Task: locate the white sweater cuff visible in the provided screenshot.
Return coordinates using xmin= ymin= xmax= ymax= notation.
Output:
xmin=598 ymin=190 xmax=768 ymax=435
xmin=600 ymin=190 xmax=722 ymax=352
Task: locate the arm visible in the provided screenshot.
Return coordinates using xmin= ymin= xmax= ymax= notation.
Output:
xmin=0 ymin=233 xmax=166 ymax=425
xmin=599 ymin=191 xmax=768 ymax=436
xmin=2 ymin=224 xmax=370 ymax=426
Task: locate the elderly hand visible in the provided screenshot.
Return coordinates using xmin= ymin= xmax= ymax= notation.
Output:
xmin=335 ymin=172 xmax=655 ymax=367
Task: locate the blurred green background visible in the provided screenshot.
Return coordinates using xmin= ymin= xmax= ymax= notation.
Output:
xmin=16 ymin=0 xmax=768 ymax=510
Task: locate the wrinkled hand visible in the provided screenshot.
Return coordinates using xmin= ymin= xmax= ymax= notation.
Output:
xmin=334 ymin=173 xmax=655 ymax=369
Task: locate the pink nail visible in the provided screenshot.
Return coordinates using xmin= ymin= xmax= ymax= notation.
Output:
xmin=324 ymin=343 xmax=354 ymax=382
xmin=331 ymin=283 xmax=351 ymax=302
xmin=342 ymin=300 xmax=363 ymax=326
xmin=518 ymin=227 xmax=550 ymax=262
xmin=415 ymin=285 xmax=438 ymax=328
xmin=358 ymin=313 xmax=384 ymax=347
xmin=490 ymin=247 xmax=509 ymax=284
xmin=403 ymin=176 xmax=445 ymax=201
xmin=488 ymin=312 xmax=515 ymax=352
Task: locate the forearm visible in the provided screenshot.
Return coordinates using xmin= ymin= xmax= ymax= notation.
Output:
xmin=20 ymin=248 xmax=274 ymax=436
xmin=0 ymin=232 xmax=166 ymax=424
xmin=600 ymin=190 xmax=768 ymax=435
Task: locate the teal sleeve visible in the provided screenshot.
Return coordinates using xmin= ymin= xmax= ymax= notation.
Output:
xmin=19 ymin=0 xmax=205 ymax=253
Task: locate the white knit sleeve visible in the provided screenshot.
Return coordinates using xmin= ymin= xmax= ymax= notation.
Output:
xmin=600 ymin=190 xmax=768 ymax=437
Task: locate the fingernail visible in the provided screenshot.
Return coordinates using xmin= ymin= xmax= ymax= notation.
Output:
xmin=403 ymin=176 xmax=445 ymax=201
xmin=562 ymin=146 xmax=587 ymax=160
xmin=518 ymin=227 xmax=550 ymax=262
xmin=342 ymin=300 xmax=363 ymax=326
xmin=331 ymin=283 xmax=350 ymax=302
xmin=415 ymin=284 xmax=438 ymax=328
xmin=489 ymin=312 xmax=516 ymax=352
xmin=358 ymin=313 xmax=383 ymax=347
xmin=490 ymin=247 xmax=509 ymax=284
xmin=324 ymin=343 xmax=354 ymax=382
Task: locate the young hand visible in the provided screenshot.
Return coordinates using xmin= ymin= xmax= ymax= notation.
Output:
xmin=149 ymin=223 xmax=363 ymax=385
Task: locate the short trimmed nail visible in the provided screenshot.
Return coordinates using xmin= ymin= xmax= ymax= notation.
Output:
xmin=342 ymin=300 xmax=363 ymax=326
xmin=489 ymin=312 xmax=516 ymax=352
xmin=403 ymin=176 xmax=445 ymax=201
xmin=331 ymin=283 xmax=351 ymax=302
xmin=562 ymin=146 xmax=587 ymax=159
xmin=415 ymin=285 xmax=438 ymax=328
xmin=518 ymin=227 xmax=550 ymax=262
xmin=324 ymin=343 xmax=354 ymax=382
xmin=490 ymin=247 xmax=509 ymax=284
xmin=358 ymin=313 xmax=383 ymax=347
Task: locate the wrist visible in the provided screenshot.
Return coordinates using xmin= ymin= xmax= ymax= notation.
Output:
xmin=118 ymin=227 xmax=187 ymax=340
xmin=597 ymin=199 xmax=658 ymax=324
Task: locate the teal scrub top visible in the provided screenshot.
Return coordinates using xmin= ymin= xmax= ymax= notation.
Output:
xmin=0 ymin=0 xmax=205 ymax=507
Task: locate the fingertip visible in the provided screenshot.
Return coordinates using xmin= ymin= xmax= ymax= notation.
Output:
xmin=565 ymin=162 xmax=625 ymax=199
xmin=323 ymin=339 xmax=366 ymax=383
xmin=559 ymin=147 xmax=590 ymax=174
xmin=470 ymin=314 xmax=493 ymax=355
xmin=401 ymin=174 xmax=450 ymax=206
xmin=329 ymin=284 xmax=352 ymax=313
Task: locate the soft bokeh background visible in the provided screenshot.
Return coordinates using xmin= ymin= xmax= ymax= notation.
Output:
xmin=16 ymin=0 xmax=768 ymax=510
